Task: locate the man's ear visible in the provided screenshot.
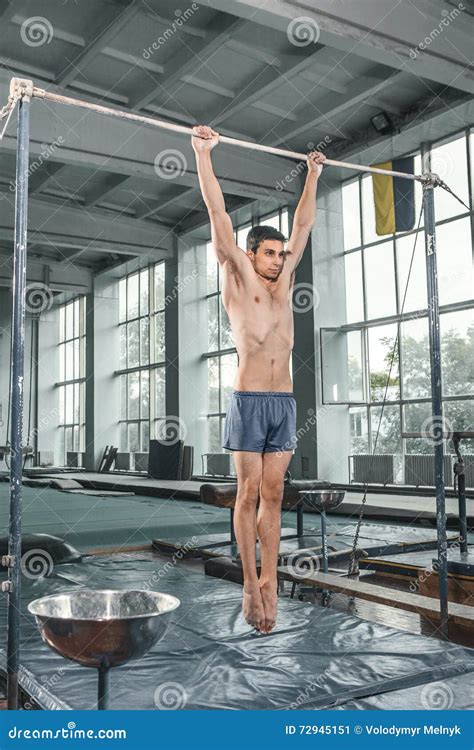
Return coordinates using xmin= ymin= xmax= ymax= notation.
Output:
xmin=246 ymin=250 xmax=254 ymax=262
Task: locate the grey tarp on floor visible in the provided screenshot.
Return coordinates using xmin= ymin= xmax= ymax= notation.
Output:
xmin=0 ymin=552 xmax=473 ymax=711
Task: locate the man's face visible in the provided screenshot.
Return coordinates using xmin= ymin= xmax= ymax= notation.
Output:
xmin=247 ymin=241 xmax=285 ymax=281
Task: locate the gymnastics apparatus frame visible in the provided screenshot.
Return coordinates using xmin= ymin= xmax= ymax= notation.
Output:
xmin=1 ymin=77 xmax=466 ymax=708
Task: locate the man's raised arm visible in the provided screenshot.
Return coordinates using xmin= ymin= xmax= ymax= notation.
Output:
xmin=192 ymin=125 xmax=241 ymax=266
xmin=285 ymin=150 xmax=326 ymax=273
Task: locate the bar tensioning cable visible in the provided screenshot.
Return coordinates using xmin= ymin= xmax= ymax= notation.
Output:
xmin=6 ymin=77 xmax=432 ymax=184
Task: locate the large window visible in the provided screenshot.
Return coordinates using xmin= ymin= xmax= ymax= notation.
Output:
xmin=58 ymin=297 xmax=86 ymax=463
xmin=205 ymin=208 xmax=289 ymax=452
xmin=335 ymin=131 xmax=474 ymax=480
xmin=118 ymin=263 xmax=166 ymax=452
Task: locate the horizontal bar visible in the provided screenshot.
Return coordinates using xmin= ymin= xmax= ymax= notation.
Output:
xmin=23 ymin=81 xmax=423 ymax=182
xmin=402 ymin=431 xmax=474 ymax=439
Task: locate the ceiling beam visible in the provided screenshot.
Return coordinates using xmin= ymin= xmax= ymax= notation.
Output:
xmin=195 ymin=0 xmax=474 ymax=94
xmin=55 ymin=0 xmax=141 ymax=87
xmin=131 ymin=15 xmax=246 ymax=111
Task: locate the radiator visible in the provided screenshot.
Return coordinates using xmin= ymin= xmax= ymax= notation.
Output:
xmin=404 ymin=454 xmax=453 ymax=487
xmin=352 ymin=454 xmax=394 ymax=484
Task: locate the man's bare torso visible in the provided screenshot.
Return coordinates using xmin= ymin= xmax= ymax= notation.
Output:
xmin=220 ymin=253 xmax=295 ymax=392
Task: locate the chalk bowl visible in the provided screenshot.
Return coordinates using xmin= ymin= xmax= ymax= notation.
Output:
xmin=28 ymin=589 xmax=180 ymax=708
xmin=299 ymin=489 xmax=345 ymax=512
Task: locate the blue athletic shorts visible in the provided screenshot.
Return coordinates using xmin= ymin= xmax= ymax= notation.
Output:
xmin=222 ymin=390 xmax=297 ymax=454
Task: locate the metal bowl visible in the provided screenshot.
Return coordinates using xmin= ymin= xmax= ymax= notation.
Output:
xmin=28 ymin=589 xmax=180 ymax=669
xmin=299 ymin=489 xmax=345 ymax=512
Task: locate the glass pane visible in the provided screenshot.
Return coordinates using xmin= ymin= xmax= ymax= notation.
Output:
xmin=128 ymin=422 xmax=139 ymax=453
xmin=127 ymin=273 xmax=139 ymax=318
xmin=344 ymin=251 xmax=364 ymax=323
xmin=58 ymin=386 xmax=65 ymax=424
xmin=119 ymin=278 xmax=127 ymax=323
xmin=73 ymin=298 xmax=79 ymax=337
xmin=440 ymin=309 xmax=474 ymax=397
xmin=73 ymin=425 xmax=79 ymax=451
xmin=370 ymin=404 xmax=401 ymax=455
xmin=119 ymin=325 xmax=127 ymax=369
xmin=321 ymin=329 xmax=363 ymax=402
xmin=65 ymin=302 xmax=73 ymax=340
xmin=281 ymin=209 xmax=289 ymax=239
xmin=65 ymin=426 xmax=73 ymax=452
xmin=413 ymin=154 xmax=423 ymax=223
xmin=140 ymin=268 xmax=149 ymax=316
xmin=141 ymin=421 xmax=150 ymax=452
xmin=140 ymin=317 xmax=149 ymax=365
xmin=361 ymin=175 xmax=378 ymax=245
xmin=127 ymin=320 xmax=139 ymax=368
xmin=79 ymin=334 xmax=85 ymax=379
xmin=73 ymin=382 xmax=79 ymax=422
xmin=237 ymin=224 xmax=251 ymax=251
xmin=349 ymin=406 xmax=369 ymax=453
xmin=154 ymin=263 xmax=165 ymax=311
xmin=368 ymin=324 xmax=399 ymax=401
xmin=396 ymin=231 xmax=427 ymax=313
xmin=400 ymin=317 xmax=431 ymax=399
xmin=58 ymin=429 xmax=65 ymax=465
xmin=221 ymin=354 xmax=238 ymax=406
xmin=79 ymin=382 xmax=85 ymax=425
xmin=207 ymin=296 xmax=219 ymax=351
xmin=73 ymin=338 xmax=79 ymax=379
xmin=342 ymin=179 xmax=361 ymax=250
xmin=219 ymin=297 xmax=233 ymax=349
xmin=208 ymin=416 xmax=220 ymax=453
xmin=154 ymin=312 xmax=165 ymax=362
xmin=58 ymin=343 xmax=65 ymax=381
xmin=208 ymin=357 xmax=219 ymax=413
xmin=364 ymin=241 xmax=396 ymax=319
xmin=141 ymin=370 xmax=149 ymax=418
xmin=436 ymin=218 xmax=473 ymax=306
xmin=128 ymin=372 xmax=139 ymax=419
xmin=65 ymin=384 xmax=74 ymax=423
xmin=260 ymin=213 xmax=280 ymax=231
xmin=404 ymin=402 xmax=435 ymax=454
xmin=443 ymin=400 xmax=474 ymax=454
xmin=432 ymin=135 xmax=469 ymax=221
xmin=65 ymin=341 xmax=74 ymax=381
xmin=207 ymin=242 xmax=218 ymax=295
xmin=120 ymin=374 xmax=127 ymax=419
xmin=120 ymin=422 xmax=127 ymax=451
xmin=59 ymin=305 xmax=65 ymax=342
xmin=155 ymin=367 xmax=166 ymax=417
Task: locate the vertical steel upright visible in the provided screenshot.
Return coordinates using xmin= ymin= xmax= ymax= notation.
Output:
xmin=423 ymin=182 xmax=449 ymax=639
xmin=6 ymin=88 xmax=30 ymax=709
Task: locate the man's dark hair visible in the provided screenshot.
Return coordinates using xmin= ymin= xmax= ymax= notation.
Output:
xmin=246 ymin=225 xmax=287 ymax=253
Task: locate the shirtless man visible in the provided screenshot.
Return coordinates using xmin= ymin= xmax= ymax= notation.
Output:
xmin=192 ymin=125 xmax=325 ymax=634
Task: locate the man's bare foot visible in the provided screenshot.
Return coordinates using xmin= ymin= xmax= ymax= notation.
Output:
xmin=242 ymin=583 xmax=266 ymax=632
xmin=259 ymin=578 xmax=278 ymax=634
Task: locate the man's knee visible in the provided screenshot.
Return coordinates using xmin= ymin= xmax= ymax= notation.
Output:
xmin=260 ymin=477 xmax=284 ymax=503
xmin=236 ymin=478 xmax=260 ymax=508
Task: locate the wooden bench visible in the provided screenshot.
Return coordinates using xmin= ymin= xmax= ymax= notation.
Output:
xmin=277 ymin=566 xmax=474 ymax=628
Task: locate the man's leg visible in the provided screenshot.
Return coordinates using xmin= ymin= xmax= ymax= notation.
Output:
xmin=257 ymin=450 xmax=293 ymax=633
xmin=233 ymin=451 xmax=265 ymax=632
